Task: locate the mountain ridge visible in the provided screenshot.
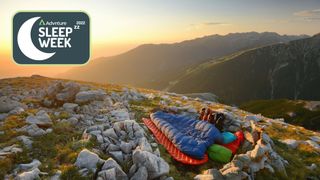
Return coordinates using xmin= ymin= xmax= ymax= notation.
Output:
xmin=168 ymin=34 xmax=320 ymax=104
xmin=59 ymin=32 xmax=308 ymax=90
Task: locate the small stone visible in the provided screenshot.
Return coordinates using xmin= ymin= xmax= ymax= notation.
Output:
xmin=67 ymin=117 xmax=78 ymax=125
xmin=204 ymin=168 xmax=224 ymax=180
xmin=16 ymin=168 xmax=40 ymax=180
xmin=24 ymin=124 xmax=47 ymax=136
xmin=249 ymin=156 xmax=267 ymax=173
xmin=103 ymin=128 xmax=118 ymax=140
xmin=227 ymin=125 xmax=240 ymax=132
xmin=304 ymin=140 xmax=320 ymax=151
xmin=43 ymin=98 xmax=53 ymax=107
xmin=132 ymin=149 xmax=169 ymax=179
xmin=9 ymin=107 xmax=25 ymax=115
xmin=309 ymin=136 xmax=320 ymax=143
xmin=26 ymin=110 xmax=52 ymax=126
xmin=0 ymin=96 xmax=21 ymax=113
xmin=221 ymin=166 xmax=243 ymax=180
xmin=46 ymin=128 xmax=53 ymax=133
xmin=134 ymin=131 xmax=144 ymax=138
xmin=50 ymin=170 xmax=62 ymax=180
xmin=87 ymin=126 xmax=98 ymax=132
xmin=164 ymin=177 xmax=174 ymax=180
xmin=109 ymin=151 xmax=123 ymax=164
xmin=265 ymin=163 xmax=275 ymax=173
xmin=46 ymin=82 xmax=63 ymax=98
xmin=239 ymin=140 xmax=253 ymax=153
xmin=63 ymin=103 xmax=79 ymax=112
xmin=287 ymin=112 xmax=296 ymax=117
xmin=98 ymin=168 xmax=117 ymax=180
xmin=138 ymin=137 xmax=153 ymax=152
xmin=306 ymin=163 xmax=317 ymax=171
xmin=244 ymin=131 xmax=255 ymax=145
xmin=262 ymin=133 xmax=274 ymax=146
xmin=250 ymin=143 xmax=266 ymax=159
xmin=17 ymin=159 xmax=41 ymax=171
xmin=0 ymin=144 xmax=23 ymax=156
xmin=151 ymin=143 xmax=158 ymax=148
xmin=280 ymin=139 xmax=299 ymax=149
xmin=269 ymin=151 xmax=287 ymax=176
xmin=234 ymin=154 xmax=251 ymax=168
xmin=128 ymin=164 xmax=138 ymax=177
xmin=17 ymin=136 xmax=33 ymax=149
xmin=107 ymin=144 xmax=121 ymax=152
xmin=194 ymin=174 xmax=214 ymax=180
xmin=75 ymin=149 xmax=104 ymax=172
xmin=245 ymin=115 xmax=262 ymax=122
xmin=75 ymin=90 xmax=106 ymax=104
xmin=110 ymin=109 xmax=130 ymax=121
xmin=154 ymin=148 xmax=160 ymax=157
xmin=120 ymin=141 xmax=133 ymax=154
xmin=89 ymin=130 xmax=102 ymax=136
xmin=101 ymin=158 xmax=127 ymax=180
xmin=96 ymin=134 xmax=104 ymax=144
xmin=56 ymin=82 xmax=80 ymax=102
xmin=0 ymin=113 xmax=8 ymax=121
xmin=79 ymin=168 xmax=90 ymax=177
xmin=131 ymin=166 xmax=148 ymax=180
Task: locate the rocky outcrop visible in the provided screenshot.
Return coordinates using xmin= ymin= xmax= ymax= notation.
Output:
xmin=16 ymin=136 xmax=33 ymax=149
xmin=98 ymin=158 xmax=128 ymax=180
xmin=121 ymin=88 xmax=146 ymax=101
xmin=75 ymin=149 xmax=105 ymax=172
xmin=279 ymin=138 xmax=320 ymax=152
xmin=17 ymin=124 xmax=51 ymax=137
xmin=0 ymin=144 xmax=22 ymax=158
xmin=0 ymin=96 xmax=22 ymax=113
xmin=280 ymin=139 xmax=299 ymax=149
xmin=130 ymin=166 xmax=148 ymax=180
xmin=43 ymin=81 xmax=81 ymax=106
xmin=75 ymin=90 xmax=106 ymax=104
xmin=56 ymin=82 xmax=80 ymax=102
xmin=195 ymin=110 xmax=289 ymax=179
xmin=72 ymin=90 xmax=169 ymax=179
xmin=63 ymin=103 xmax=79 ymax=112
xmin=17 ymin=159 xmax=41 ymax=172
xmin=132 ymin=149 xmax=169 ymax=179
xmin=14 ymin=159 xmax=42 ymax=180
xmin=1 ymin=78 xmax=317 ymax=180
xmin=25 ymin=110 xmax=52 ymax=126
xmin=109 ymin=109 xmax=130 ymax=121
xmin=15 ymin=168 xmax=41 ymax=180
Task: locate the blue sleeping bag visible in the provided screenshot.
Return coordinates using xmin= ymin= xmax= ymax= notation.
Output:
xmin=151 ymin=111 xmax=223 ymax=159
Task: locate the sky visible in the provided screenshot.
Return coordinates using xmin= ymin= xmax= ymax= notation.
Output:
xmin=0 ymin=0 xmax=320 ymax=78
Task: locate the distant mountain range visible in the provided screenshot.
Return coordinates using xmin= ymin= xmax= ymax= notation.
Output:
xmin=240 ymin=99 xmax=320 ymax=131
xmin=168 ymin=34 xmax=320 ymax=104
xmin=59 ymin=32 xmax=308 ymax=91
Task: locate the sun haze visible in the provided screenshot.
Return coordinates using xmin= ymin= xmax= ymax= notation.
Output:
xmin=0 ymin=0 xmax=319 ymax=78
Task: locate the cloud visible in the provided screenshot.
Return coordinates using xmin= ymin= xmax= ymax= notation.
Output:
xmin=202 ymin=22 xmax=230 ymax=26
xmin=186 ymin=21 xmax=230 ymax=31
xmin=294 ymin=9 xmax=320 ymax=21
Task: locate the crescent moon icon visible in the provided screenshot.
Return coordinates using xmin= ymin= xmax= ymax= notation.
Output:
xmin=17 ymin=17 xmax=55 ymax=61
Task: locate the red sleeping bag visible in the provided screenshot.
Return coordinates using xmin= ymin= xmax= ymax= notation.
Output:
xmin=221 ymin=131 xmax=244 ymax=154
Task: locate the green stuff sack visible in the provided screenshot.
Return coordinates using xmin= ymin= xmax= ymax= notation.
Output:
xmin=207 ymin=144 xmax=232 ymax=163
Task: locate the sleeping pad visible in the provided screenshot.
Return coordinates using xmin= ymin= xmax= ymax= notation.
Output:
xmin=222 ymin=131 xmax=244 ymax=154
xmin=151 ymin=111 xmax=223 ymax=159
